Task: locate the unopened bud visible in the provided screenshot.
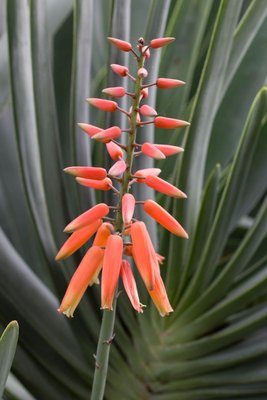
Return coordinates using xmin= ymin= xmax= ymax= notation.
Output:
xmin=139 ymin=104 xmax=157 ymax=117
xmin=138 ymin=68 xmax=148 ymax=78
xmin=149 ymin=37 xmax=175 ymax=49
xmin=156 ymin=78 xmax=185 ymax=89
xmin=87 ymin=98 xmax=118 ymax=112
xmin=154 ymin=116 xmax=190 ymax=129
xmin=102 ymin=86 xmax=126 ymax=98
xmin=107 ymin=37 xmax=132 ymax=52
xmin=110 ymin=64 xmax=129 ymax=77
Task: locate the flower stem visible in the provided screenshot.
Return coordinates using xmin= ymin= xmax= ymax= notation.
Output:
xmin=90 ymin=52 xmax=145 ymax=400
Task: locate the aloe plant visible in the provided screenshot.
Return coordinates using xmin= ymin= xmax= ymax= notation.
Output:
xmin=1 ymin=0 xmax=267 ymax=399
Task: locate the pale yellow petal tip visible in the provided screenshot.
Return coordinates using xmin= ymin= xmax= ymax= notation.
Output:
xmin=101 ymin=305 xmax=113 ymax=311
xmin=58 ymin=307 xmax=74 ymax=318
xmin=159 ymin=308 xmax=174 ymax=317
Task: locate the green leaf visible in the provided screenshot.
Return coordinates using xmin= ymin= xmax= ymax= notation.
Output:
xmin=0 ymin=322 xmax=19 ymax=398
xmin=166 ymin=0 xmax=243 ymax=299
xmin=176 ymin=87 xmax=267 ymax=312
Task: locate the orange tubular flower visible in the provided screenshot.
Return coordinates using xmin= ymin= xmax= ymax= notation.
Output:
xmin=93 ymin=222 xmax=114 ymax=247
xmin=78 ymin=123 xmax=102 ymax=137
xmin=64 ymin=166 xmax=107 ymax=180
xmin=145 ymin=175 xmax=187 ymax=198
xmin=141 ymin=142 xmax=166 ymax=160
xmin=86 ymin=98 xmax=118 ymax=112
xmin=156 ymin=78 xmax=185 ymax=88
xmin=121 ymin=260 xmax=144 ymax=313
xmin=122 ymin=193 xmax=135 ymax=224
xmin=64 ymin=203 xmax=109 ymax=233
xmin=76 ymin=177 xmax=112 ymax=191
xmin=154 ymin=116 xmax=190 ymax=129
xmin=143 ymin=199 xmax=188 ymax=238
xmin=149 ymin=271 xmax=173 ymax=317
xmin=58 ymin=246 xmax=104 ymax=317
xmin=149 ymin=37 xmax=175 ymax=48
xmin=55 ymin=220 xmax=102 ymax=261
xmin=102 ymin=86 xmax=126 ymax=98
xmin=131 ymin=221 xmax=158 ymax=291
xmin=101 ymin=235 xmax=123 ymax=310
xmin=107 ymin=37 xmax=132 ymax=52
xmin=106 ymin=141 xmax=124 ymax=160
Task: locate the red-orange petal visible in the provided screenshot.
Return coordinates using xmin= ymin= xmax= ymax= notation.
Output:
xmin=110 ymin=63 xmax=129 ymax=76
xmin=64 ymin=166 xmax=107 ymax=180
xmin=76 ymin=177 xmax=112 ymax=191
xmin=139 ymin=104 xmax=157 ymax=117
xmin=134 ymin=168 xmax=161 ymax=182
xmin=106 ymin=141 xmax=124 ymax=160
xmin=108 ymin=159 xmax=127 ymax=176
xmin=55 ymin=220 xmax=102 ymax=261
xmin=93 ymin=222 xmax=114 ymax=247
xmin=154 ymin=144 xmax=184 ymax=156
xmin=143 ymin=200 xmax=188 ymax=238
xmin=64 ymin=203 xmax=109 ymax=233
xmin=101 ymin=235 xmax=123 ymax=310
xmin=92 ymin=126 xmax=121 ymax=143
xmin=107 ymin=37 xmax=132 ymax=52
xmin=141 ymin=142 xmax=166 ymax=160
xmin=121 ymin=260 xmax=144 ymax=313
xmin=78 ymin=123 xmax=102 ymax=137
xmin=149 ymin=37 xmax=175 ymax=49
xmin=145 ymin=175 xmax=187 ymax=198
xmin=86 ymin=98 xmax=118 ymax=112
xmin=131 ymin=221 xmax=157 ymax=291
xmin=156 ymin=78 xmax=185 ymax=88
xmin=58 ymin=246 xmax=104 ymax=317
xmin=102 ymin=86 xmax=126 ymax=98
xmin=149 ymin=272 xmax=173 ymax=317
xmin=122 ymin=193 xmax=135 ymax=224
xmin=154 ymin=116 xmax=190 ymax=129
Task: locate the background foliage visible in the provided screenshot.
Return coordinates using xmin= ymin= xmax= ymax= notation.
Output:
xmin=0 ymin=0 xmax=267 ymax=399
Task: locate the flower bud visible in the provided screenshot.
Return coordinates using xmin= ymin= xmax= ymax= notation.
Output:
xmin=134 ymin=168 xmax=161 ymax=182
xmin=139 ymin=104 xmax=157 ymax=117
xmin=108 ymin=159 xmax=127 ymax=176
xmin=78 ymin=123 xmax=102 ymax=137
xmin=140 ymin=87 xmax=149 ymax=99
xmin=154 ymin=144 xmax=184 ymax=156
xmin=86 ymin=98 xmax=118 ymax=112
xmin=64 ymin=166 xmax=107 ymax=180
xmin=145 ymin=175 xmax=187 ymax=198
xmin=138 ymin=68 xmax=148 ymax=78
xmin=154 ymin=116 xmax=190 ymax=129
xmin=143 ymin=47 xmax=150 ymax=59
xmin=156 ymin=78 xmax=185 ymax=89
xmin=92 ymin=126 xmax=121 ymax=143
xmin=107 ymin=37 xmax=132 ymax=52
xmin=122 ymin=193 xmax=135 ymax=224
xmin=141 ymin=142 xmax=166 ymax=160
xmin=76 ymin=177 xmax=112 ymax=191
xmin=64 ymin=203 xmax=110 ymax=233
xmin=143 ymin=199 xmax=188 ymax=238
xmin=110 ymin=63 xmax=129 ymax=77
xmin=102 ymin=86 xmax=126 ymax=98
xmin=106 ymin=141 xmax=124 ymax=160
xmin=149 ymin=37 xmax=175 ymax=49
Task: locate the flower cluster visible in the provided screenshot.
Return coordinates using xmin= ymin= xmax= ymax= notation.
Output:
xmin=56 ymin=36 xmax=189 ymax=318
